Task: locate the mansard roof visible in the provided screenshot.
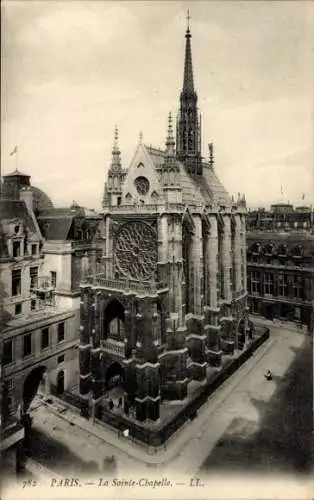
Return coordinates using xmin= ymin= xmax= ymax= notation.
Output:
xmin=37 ymin=216 xmax=74 ymax=240
xmin=247 ymin=230 xmax=314 ymax=256
xmin=145 ymin=145 xmax=231 ymax=206
xmin=0 ymin=199 xmax=37 ymax=233
xmin=37 ymin=205 xmax=101 ymax=240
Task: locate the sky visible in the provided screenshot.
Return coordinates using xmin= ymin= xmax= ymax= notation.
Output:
xmin=1 ymin=0 xmax=314 ymax=210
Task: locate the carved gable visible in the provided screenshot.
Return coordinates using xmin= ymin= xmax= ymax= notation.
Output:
xmin=122 ymin=144 xmax=162 ymax=204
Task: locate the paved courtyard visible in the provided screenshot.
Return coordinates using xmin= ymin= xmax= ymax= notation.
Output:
xmin=26 ymin=325 xmax=312 ymax=480
xmin=199 ymin=330 xmax=313 ymax=476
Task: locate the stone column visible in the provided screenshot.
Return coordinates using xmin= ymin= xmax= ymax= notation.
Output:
xmin=44 ymin=373 xmax=51 ymax=397
xmin=133 ymin=298 xmax=160 ymax=421
xmin=157 ymin=214 xmax=169 ymax=266
xmin=234 ymin=215 xmax=242 ymax=294
xmin=222 ymin=215 xmax=232 ymax=302
xmin=220 ymin=215 xmax=235 ymax=353
xmin=208 ymin=216 xmax=219 ymax=310
xmin=204 ymin=215 xmax=222 ymax=366
xmin=185 ymin=215 xmax=207 ymax=380
xmin=191 ymin=215 xmax=203 ymax=316
xmin=241 ymin=215 xmax=247 ymax=293
xmin=79 ymin=285 xmax=91 ymax=395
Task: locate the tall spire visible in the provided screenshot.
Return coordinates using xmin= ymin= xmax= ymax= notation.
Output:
xmin=183 ymin=9 xmax=194 ymax=94
xmin=176 ymin=10 xmax=202 ymax=175
xmin=111 ymin=125 xmax=121 ymax=171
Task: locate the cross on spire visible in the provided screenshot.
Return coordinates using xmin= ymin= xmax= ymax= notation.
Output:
xmin=186 ymin=9 xmax=190 ymax=31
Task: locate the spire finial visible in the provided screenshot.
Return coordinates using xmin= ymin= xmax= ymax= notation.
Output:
xmin=166 ymin=111 xmax=175 ymax=154
xmin=186 ymin=9 xmax=190 ymax=32
xmin=139 ymin=131 xmax=143 ymax=144
xmin=182 ymin=9 xmax=194 ymax=92
xmin=208 ymin=142 xmax=214 ymax=167
xmin=114 ymin=124 xmax=118 ymax=142
xmin=111 ymin=125 xmax=121 ymax=170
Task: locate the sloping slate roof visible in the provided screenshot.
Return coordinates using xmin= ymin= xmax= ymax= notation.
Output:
xmin=202 ymin=164 xmax=231 ymax=205
xmin=37 ymin=216 xmax=74 ymax=240
xmin=247 ymin=231 xmax=314 ymax=256
xmin=178 ymin=161 xmax=203 ymax=204
xmin=0 ymin=199 xmax=37 ymax=233
xmin=146 ymin=146 xmax=231 ymax=206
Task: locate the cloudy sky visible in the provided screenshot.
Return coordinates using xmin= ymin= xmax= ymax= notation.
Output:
xmin=1 ymin=0 xmax=313 ymax=209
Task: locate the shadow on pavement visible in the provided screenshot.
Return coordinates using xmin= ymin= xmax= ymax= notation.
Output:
xmin=28 ymin=428 xmax=100 ymax=474
xmin=200 ymin=336 xmax=313 ymax=476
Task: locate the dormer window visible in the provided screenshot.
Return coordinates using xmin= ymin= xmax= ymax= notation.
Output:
xmin=14 ymin=225 xmax=20 ymax=234
xmin=31 ymin=244 xmax=37 ymax=255
xmin=278 ymin=244 xmax=288 ymax=257
xmin=264 ymin=243 xmax=274 ymax=256
xmin=293 ymin=245 xmax=303 ymax=258
xmin=251 ymin=243 xmax=261 ymax=255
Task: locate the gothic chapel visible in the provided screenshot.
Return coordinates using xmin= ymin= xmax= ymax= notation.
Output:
xmin=79 ymin=16 xmax=249 ymax=424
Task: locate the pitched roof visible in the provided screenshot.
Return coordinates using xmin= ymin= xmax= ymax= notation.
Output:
xmin=145 ymin=146 xmax=231 ymax=206
xmin=37 ymin=216 xmax=74 ymax=240
xmin=3 ymin=169 xmax=30 ymax=178
xmin=247 ymin=230 xmax=314 ymax=257
xmin=0 ymin=199 xmax=37 ymax=233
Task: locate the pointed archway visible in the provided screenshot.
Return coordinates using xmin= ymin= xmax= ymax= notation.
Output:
xmin=103 ymin=298 xmax=125 ymax=341
xmin=23 ymin=366 xmax=46 ymax=412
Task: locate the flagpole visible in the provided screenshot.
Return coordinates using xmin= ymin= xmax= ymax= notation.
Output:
xmin=0 ymin=151 xmax=2 ymax=199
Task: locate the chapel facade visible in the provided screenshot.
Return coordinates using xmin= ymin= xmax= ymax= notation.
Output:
xmin=78 ymin=19 xmax=250 ymax=423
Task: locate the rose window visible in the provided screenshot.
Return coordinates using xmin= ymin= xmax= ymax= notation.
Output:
xmin=114 ymin=221 xmax=157 ymax=281
xmin=134 ymin=176 xmax=150 ymax=195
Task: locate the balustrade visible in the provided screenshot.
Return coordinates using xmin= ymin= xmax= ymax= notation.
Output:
xmin=102 ymin=339 xmax=125 ymax=356
xmin=81 ymin=274 xmax=168 ymax=295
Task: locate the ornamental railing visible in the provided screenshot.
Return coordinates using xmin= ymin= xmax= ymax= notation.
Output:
xmin=101 ymin=338 xmax=125 ymax=356
xmin=102 ymin=203 xmax=186 ymax=213
xmin=81 ymin=274 xmax=168 ymax=295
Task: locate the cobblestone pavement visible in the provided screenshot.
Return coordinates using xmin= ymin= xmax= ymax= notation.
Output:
xmin=28 ymin=327 xmax=308 ymax=478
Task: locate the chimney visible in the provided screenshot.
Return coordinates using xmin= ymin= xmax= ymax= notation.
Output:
xmin=20 ymin=187 xmax=34 ymax=213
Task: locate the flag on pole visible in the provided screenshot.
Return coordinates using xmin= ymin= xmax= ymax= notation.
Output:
xmin=9 ymin=146 xmax=17 ymax=156
xmin=302 ymin=193 xmax=305 ymax=200
xmin=280 ymin=185 xmax=283 ymax=196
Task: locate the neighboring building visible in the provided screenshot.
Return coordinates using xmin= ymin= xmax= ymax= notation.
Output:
xmin=0 ymin=191 xmax=77 ymax=475
xmin=1 ymin=169 xmax=54 ymax=214
xmin=37 ymin=202 xmax=102 ymax=336
xmin=247 ymin=203 xmax=314 ymax=333
xmin=0 ymin=182 xmax=102 ymax=474
xmin=247 ymin=203 xmax=313 ymax=232
xmin=76 ymin=19 xmax=250 ymax=426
